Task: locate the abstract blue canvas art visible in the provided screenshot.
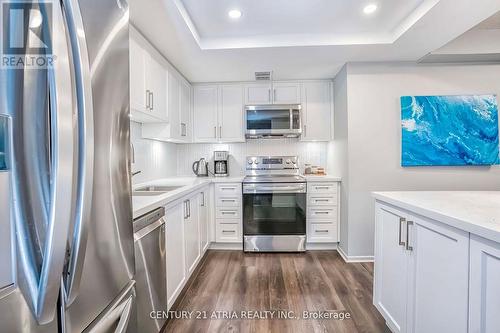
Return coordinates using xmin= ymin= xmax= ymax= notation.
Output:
xmin=401 ymin=95 xmax=499 ymax=166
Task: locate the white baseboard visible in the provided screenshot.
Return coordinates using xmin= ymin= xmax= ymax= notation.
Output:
xmin=306 ymin=243 xmax=338 ymax=250
xmin=337 ymin=246 xmax=374 ymax=263
xmin=209 ymin=242 xmax=243 ymax=250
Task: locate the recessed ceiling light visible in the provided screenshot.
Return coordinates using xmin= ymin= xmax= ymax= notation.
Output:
xmin=228 ymin=9 xmax=242 ymax=19
xmin=363 ymin=4 xmax=378 ymax=15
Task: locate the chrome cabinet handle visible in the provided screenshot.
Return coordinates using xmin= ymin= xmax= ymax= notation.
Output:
xmin=221 ymin=211 xmax=237 ymax=215
xmin=222 ymin=230 xmax=236 ymax=234
xmin=145 ymin=90 xmax=150 ymax=109
xmin=268 ymin=89 xmax=271 ymax=102
xmin=304 ymin=125 xmax=307 ymax=137
xmin=316 ymin=229 xmax=329 ymax=233
xmin=184 ymin=200 xmax=188 ymax=219
xmin=188 ymin=200 xmax=191 ymax=218
xmin=406 ymin=221 xmax=414 ymax=251
xmin=315 ymin=211 xmax=330 ymax=215
xmin=221 ymin=199 xmax=236 ymax=202
xmin=314 ymin=199 xmax=330 ymax=202
xmin=399 ymin=217 xmax=406 ymax=246
xmin=150 ymin=91 xmax=154 ymax=111
xmin=201 ymin=192 xmax=205 ymax=207
xmin=219 ymin=125 xmax=222 ymax=139
xmin=273 ymin=88 xmax=276 ymax=102
xmin=315 ymin=186 xmax=330 ymax=190
xmin=214 ymin=126 xmax=217 ymax=138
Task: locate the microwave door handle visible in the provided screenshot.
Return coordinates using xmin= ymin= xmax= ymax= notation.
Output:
xmin=61 ymin=0 xmax=95 ymax=306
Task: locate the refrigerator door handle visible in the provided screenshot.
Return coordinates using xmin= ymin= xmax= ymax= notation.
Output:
xmin=15 ymin=0 xmax=76 ymax=324
xmin=61 ymin=0 xmax=95 ymax=306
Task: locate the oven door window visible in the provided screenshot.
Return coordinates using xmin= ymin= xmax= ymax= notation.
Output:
xmin=246 ymin=109 xmax=291 ymax=130
xmin=243 ymin=192 xmax=306 ymax=235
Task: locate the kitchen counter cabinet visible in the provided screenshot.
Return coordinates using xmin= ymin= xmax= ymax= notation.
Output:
xmin=373 ymin=191 xmax=500 ymax=333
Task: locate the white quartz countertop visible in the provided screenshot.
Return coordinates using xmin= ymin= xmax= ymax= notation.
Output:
xmin=373 ymin=191 xmax=500 ymax=243
xmin=132 ymin=176 xmax=244 ymax=219
xmin=304 ymin=175 xmax=342 ymax=182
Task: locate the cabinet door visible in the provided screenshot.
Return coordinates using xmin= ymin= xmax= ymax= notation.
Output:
xmin=179 ymin=80 xmax=191 ymax=141
xmin=272 ymin=82 xmax=300 ymax=104
xmin=129 ymin=38 xmax=147 ymax=113
xmin=148 ymin=56 xmax=168 ymax=122
xmin=301 ymin=81 xmax=332 ymax=141
xmin=165 ymin=203 xmax=185 ymax=309
xmin=219 ymin=84 xmax=244 ymax=142
xmin=374 ymin=203 xmax=409 ymax=333
xmin=244 ymin=83 xmax=272 ymax=105
xmin=406 ymin=215 xmax=469 ymax=333
xmin=199 ymin=191 xmax=209 ymax=253
xmin=184 ymin=198 xmax=200 ymax=275
xmin=168 ymin=71 xmax=181 ymax=139
xmin=469 ymin=235 xmax=500 ymax=333
xmin=193 ymin=85 xmax=218 ymax=142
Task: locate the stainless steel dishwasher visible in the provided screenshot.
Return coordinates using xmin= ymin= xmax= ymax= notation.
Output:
xmin=134 ymin=207 xmax=167 ymax=333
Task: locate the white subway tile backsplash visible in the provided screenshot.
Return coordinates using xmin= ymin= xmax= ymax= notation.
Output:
xmin=177 ymin=139 xmax=329 ymax=177
xmin=130 ymin=121 xmax=177 ymax=184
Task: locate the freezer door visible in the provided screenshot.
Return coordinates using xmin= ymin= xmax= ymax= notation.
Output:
xmin=62 ymin=0 xmax=135 ymax=331
xmin=0 ymin=0 xmax=76 ymax=330
xmin=84 ymin=282 xmax=137 ymax=333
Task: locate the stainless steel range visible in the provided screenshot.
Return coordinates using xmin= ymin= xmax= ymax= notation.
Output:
xmin=243 ymin=156 xmax=307 ymax=252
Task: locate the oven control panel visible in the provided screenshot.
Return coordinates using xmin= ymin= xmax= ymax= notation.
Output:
xmin=246 ymin=156 xmax=299 ymax=170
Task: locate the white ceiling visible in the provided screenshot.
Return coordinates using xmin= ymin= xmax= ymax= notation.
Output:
xmin=130 ymin=0 xmax=500 ymax=82
xmin=175 ymin=0 xmax=437 ymax=49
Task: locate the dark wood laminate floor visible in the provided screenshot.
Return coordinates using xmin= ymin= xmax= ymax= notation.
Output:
xmin=164 ymin=250 xmax=388 ymax=333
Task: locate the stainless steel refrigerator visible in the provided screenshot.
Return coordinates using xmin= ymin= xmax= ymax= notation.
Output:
xmin=0 ymin=0 xmax=136 ymax=332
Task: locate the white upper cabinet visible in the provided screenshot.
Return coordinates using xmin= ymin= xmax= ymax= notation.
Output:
xmin=148 ymin=56 xmax=168 ymax=121
xmin=193 ymin=84 xmax=244 ymax=143
xmin=272 ymin=82 xmax=301 ymax=104
xmin=129 ymin=36 xmax=168 ymax=123
xmin=219 ymin=85 xmax=245 ymax=142
xmin=193 ymin=85 xmax=218 ymax=142
xmin=180 ymin=80 xmax=191 ymax=141
xmin=244 ymin=83 xmax=272 ymax=105
xmin=167 ymin=71 xmax=181 ymax=139
xmin=301 ymin=81 xmax=332 ymax=141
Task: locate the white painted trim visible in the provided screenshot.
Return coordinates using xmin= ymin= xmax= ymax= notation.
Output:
xmin=209 ymin=242 xmax=243 ymax=250
xmin=337 ymin=246 xmax=374 ymax=263
xmin=306 ymin=243 xmax=338 ymax=250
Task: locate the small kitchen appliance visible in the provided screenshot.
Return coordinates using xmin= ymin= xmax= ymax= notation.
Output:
xmin=192 ymin=158 xmax=209 ymax=177
xmin=245 ymin=104 xmax=302 ymax=139
xmin=243 ymin=156 xmax=307 ymax=252
xmin=214 ymin=151 xmax=229 ymax=177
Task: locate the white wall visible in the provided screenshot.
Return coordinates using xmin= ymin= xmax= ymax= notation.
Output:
xmin=130 ymin=121 xmax=177 ymax=184
xmin=339 ymin=62 xmax=500 ymax=257
xmin=329 ymin=65 xmax=349 ymax=253
xmin=177 ymin=139 xmax=329 ymax=176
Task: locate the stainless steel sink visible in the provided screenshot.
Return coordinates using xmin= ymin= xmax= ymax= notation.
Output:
xmin=135 ymin=185 xmax=184 ymax=192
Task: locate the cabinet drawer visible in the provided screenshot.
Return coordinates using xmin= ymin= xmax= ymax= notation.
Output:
xmin=307 ymin=223 xmax=338 ymax=243
xmin=308 ymin=194 xmax=337 ymax=206
xmin=216 ymin=207 xmax=241 ymax=219
xmin=308 ymin=183 xmax=338 ymax=194
xmin=216 ymin=197 xmax=241 ymax=207
xmin=308 ymin=207 xmax=337 ymax=221
xmin=215 ymin=183 xmax=242 ymax=197
xmin=216 ymin=222 xmax=241 ymax=242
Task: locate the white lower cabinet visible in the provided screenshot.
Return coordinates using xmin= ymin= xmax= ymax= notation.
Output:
xmin=374 ymin=201 xmax=472 ymax=333
xmin=165 ymin=186 xmax=210 ymax=310
xmin=198 ymin=190 xmax=210 ymax=253
xmin=469 ymin=235 xmax=500 ymax=333
xmin=306 ymin=182 xmax=339 ymax=244
xmin=165 ymin=202 xmax=185 ymax=309
xmin=183 ymin=196 xmax=200 ymax=276
xmin=215 ymin=183 xmax=242 ymax=243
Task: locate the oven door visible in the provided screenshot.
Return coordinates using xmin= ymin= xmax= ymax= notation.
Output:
xmin=245 ymin=104 xmax=301 ymax=137
xmin=243 ymin=183 xmax=306 ymax=236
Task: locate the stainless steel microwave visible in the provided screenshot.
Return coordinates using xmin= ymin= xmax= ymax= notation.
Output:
xmin=245 ymin=104 xmax=302 ymax=139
